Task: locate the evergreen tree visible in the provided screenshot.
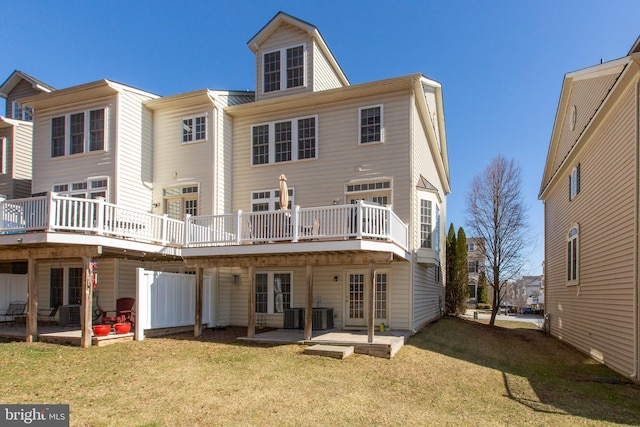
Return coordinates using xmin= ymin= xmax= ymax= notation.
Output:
xmin=477 ymin=271 xmax=489 ymax=305
xmin=455 ymin=227 xmax=470 ymax=314
xmin=445 ymin=224 xmax=458 ymax=315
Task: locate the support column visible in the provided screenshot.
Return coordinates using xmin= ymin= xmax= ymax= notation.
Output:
xmin=304 ymin=263 xmax=314 ymax=341
xmin=368 ymin=261 xmax=376 ymax=343
xmin=247 ymin=264 xmax=255 ymax=338
xmin=195 ymin=266 xmax=204 ymax=337
xmin=26 ymin=256 xmax=37 ymax=343
xmin=81 ymin=256 xmax=94 ymax=348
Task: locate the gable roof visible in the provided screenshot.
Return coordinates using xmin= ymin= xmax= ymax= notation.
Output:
xmin=0 ymin=70 xmax=55 ymax=99
xmin=538 ymin=47 xmax=640 ymax=199
xmin=247 ymin=11 xmax=350 ymax=87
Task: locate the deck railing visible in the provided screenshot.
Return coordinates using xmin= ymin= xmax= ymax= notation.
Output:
xmin=185 ymin=200 xmax=408 ymax=251
xmin=0 ymin=193 xmax=184 ymax=246
xmin=1 ymin=195 xmax=408 ymax=251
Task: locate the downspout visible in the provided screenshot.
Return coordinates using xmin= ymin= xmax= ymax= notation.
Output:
xmin=409 ymin=86 xmax=415 ymax=332
xmin=634 ymin=79 xmax=639 ymax=382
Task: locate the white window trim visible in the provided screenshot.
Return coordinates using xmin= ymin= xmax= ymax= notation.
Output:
xmin=0 ymin=137 xmax=6 ymax=174
xmin=180 ymin=112 xmax=208 ymax=144
xmin=358 ymin=104 xmax=384 ymax=145
xmin=567 ymin=224 xmax=579 ymax=286
xmin=569 ymin=164 xmax=580 ymax=200
xmin=255 ymin=271 xmax=293 ymax=314
xmin=250 ymin=115 xmax=318 ymax=166
xmin=12 ymin=101 xmax=33 ymax=121
xmin=262 ymin=43 xmax=307 ymax=94
xmin=52 ymin=176 xmax=109 ymax=200
xmin=251 ymin=187 xmax=295 ymax=211
xmin=418 ymin=191 xmax=440 ymax=256
xmin=50 ymin=107 xmax=108 ymax=158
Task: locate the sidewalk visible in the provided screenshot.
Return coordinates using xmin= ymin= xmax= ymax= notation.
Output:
xmin=463 ymin=309 xmax=544 ymax=328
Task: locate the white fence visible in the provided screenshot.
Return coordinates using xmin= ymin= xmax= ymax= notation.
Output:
xmin=135 ymin=268 xmax=213 ymax=340
xmin=0 ymin=274 xmax=28 ymax=312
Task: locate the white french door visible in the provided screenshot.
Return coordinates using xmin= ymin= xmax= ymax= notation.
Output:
xmin=345 ymin=271 xmax=388 ymax=327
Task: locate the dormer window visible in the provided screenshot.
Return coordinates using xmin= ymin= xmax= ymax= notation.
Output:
xmin=263 ymin=44 xmax=306 ymax=93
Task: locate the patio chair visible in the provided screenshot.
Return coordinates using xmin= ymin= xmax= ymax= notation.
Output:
xmin=38 ymin=306 xmax=59 ymax=324
xmin=0 ymin=301 xmax=26 ymax=323
xmin=101 ymin=297 xmax=135 ymax=326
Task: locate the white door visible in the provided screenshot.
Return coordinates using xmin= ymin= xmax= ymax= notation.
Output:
xmin=346 ymin=272 xmax=366 ymax=327
xmin=345 ymin=271 xmax=389 ymax=327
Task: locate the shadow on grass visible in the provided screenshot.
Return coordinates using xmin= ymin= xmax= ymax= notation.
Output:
xmin=148 ymin=326 xmax=292 ymax=350
xmin=407 ymin=316 xmax=640 ymax=425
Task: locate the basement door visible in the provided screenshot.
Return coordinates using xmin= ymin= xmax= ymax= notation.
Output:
xmin=345 ymin=271 xmax=388 ymax=327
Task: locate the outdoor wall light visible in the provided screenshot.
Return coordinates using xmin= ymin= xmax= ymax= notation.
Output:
xmin=332 ymin=199 xmax=340 ymax=205
xmin=333 ymin=275 xmax=339 ymax=282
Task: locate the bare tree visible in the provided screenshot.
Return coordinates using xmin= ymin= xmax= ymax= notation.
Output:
xmin=466 ymin=155 xmax=527 ymax=325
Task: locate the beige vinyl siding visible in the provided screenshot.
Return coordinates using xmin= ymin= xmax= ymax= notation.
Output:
xmin=115 ymin=90 xmax=154 ymax=209
xmin=0 ymin=127 xmax=14 ymax=198
xmin=544 ymin=82 xmax=637 ymax=377
xmin=151 ymin=102 xmax=215 ymax=216
xmin=411 ymin=94 xmax=446 ymax=328
xmin=6 ymin=80 xmax=40 ymax=118
xmin=13 ymin=121 xmax=33 ymax=180
xmin=231 ymin=92 xmax=411 ymax=220
xmin=31 ymin=95 xmax=118 ymax=197
xmin=550 ymin=73 xmax=620 ymax=177
xmin=312 ymin=39 xmax=346 ymax=92
xmin=256 ymin=23 xmax=314 ymax=102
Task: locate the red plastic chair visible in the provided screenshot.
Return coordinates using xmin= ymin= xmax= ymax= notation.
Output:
xmin=101 ymin=298 xmax=135 ymax=326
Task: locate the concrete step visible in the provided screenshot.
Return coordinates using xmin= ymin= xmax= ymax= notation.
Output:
xmin=304 ymin=344 xmax=354 ymax=359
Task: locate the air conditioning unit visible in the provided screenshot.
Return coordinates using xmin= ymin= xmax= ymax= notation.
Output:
xmin=283 ymin=308 xmax=304 ymax=329
xmin=59 ymin=305 xmax=81 ymax=327
xmin=312 ymin=308 xmax=334 ymax=330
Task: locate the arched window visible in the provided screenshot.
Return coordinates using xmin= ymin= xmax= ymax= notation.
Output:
xmin=567 ymin=225 xmax=579 ymax=284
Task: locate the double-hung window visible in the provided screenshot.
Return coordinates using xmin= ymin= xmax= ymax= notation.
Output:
xmin=182 ymin=114 xmax=207 ymax=144
xmin=420 ymin=199 xmax=432 ymax=249
xmin=251 ymin=188 xmax=295 ymax=211
xmin=255 ymin=272 xmax=292 ymax=314
xmin=50 ymin=108 xmax=106 ymax=157
xmin=567 ymin=225 xmax=579 ymax=284
xmin=252 ymin=116 xmax=317 ymax=165
xmin=359 ymin=105 xmax=383 ymax=144
xmin=263 ymin=44 xmax=305 ymax=93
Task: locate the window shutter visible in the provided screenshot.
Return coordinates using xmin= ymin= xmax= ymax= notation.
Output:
xmin=576 ymin=163 xmax=581 ymax=194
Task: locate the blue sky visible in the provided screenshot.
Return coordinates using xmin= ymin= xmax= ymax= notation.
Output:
xmin=2 ymin=1 xmax=639 ymax=275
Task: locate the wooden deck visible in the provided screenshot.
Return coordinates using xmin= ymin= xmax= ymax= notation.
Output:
xmin=0 ymin=323 xmax=134 ymax=347
xmin=238 ymin=329 xmax=411 ymax=359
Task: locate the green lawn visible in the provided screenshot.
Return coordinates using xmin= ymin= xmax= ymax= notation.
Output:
xmin=1 ymin=317 xmax=639 ymax=426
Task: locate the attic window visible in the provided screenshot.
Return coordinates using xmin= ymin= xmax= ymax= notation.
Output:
xmin=263 ymin=44 xmax=306 ymax=93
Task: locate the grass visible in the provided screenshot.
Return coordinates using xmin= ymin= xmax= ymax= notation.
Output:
xmin=2 ymin=317 xmax=640 ymax=426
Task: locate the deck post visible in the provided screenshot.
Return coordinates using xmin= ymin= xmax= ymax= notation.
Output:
xmin=195 ymin=266 xmax=204 ymax=337
xmin=26 ymin=256 xmax=37 ymax=342
xmin=291 ymin=205 xmax=300 ymax=242
xmin=236 ymin=210 xmax=243 ymax=244
xmin=47 ymin=192 xmax=57 ymax=232
xmin=304 ymin=263 xmax=314 ymax=341
xmin=247 ymin=263 xmax=255 ymax=338
xmin=81 ymin=256 xmax=93 ymax=348
xmin=368 ymin=261 xmax=375 ymax=343
xmin=183 ymin=214 xmax=191 ymax=247
xmin=95 ymin=197 xmax=105 ymax=235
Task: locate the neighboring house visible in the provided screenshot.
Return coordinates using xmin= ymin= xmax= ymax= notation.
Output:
xmin=0 ymin=12 xmax=449 ymax=348
xmin=466 ymin=237 xmax=484 ymax=307
xmin=0 ymin=70 xmax=54 ymax=199
xmin=539 ymin=35 xmax=640 ymax=382
xmin=502 ymin=275 xmax=543 ymax=312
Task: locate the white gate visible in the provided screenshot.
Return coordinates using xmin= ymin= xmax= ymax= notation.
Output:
xmin=135 ymin=269 xmax=213 ymax=340
xmin=0 ymin=274 xmax=28 ymax=310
